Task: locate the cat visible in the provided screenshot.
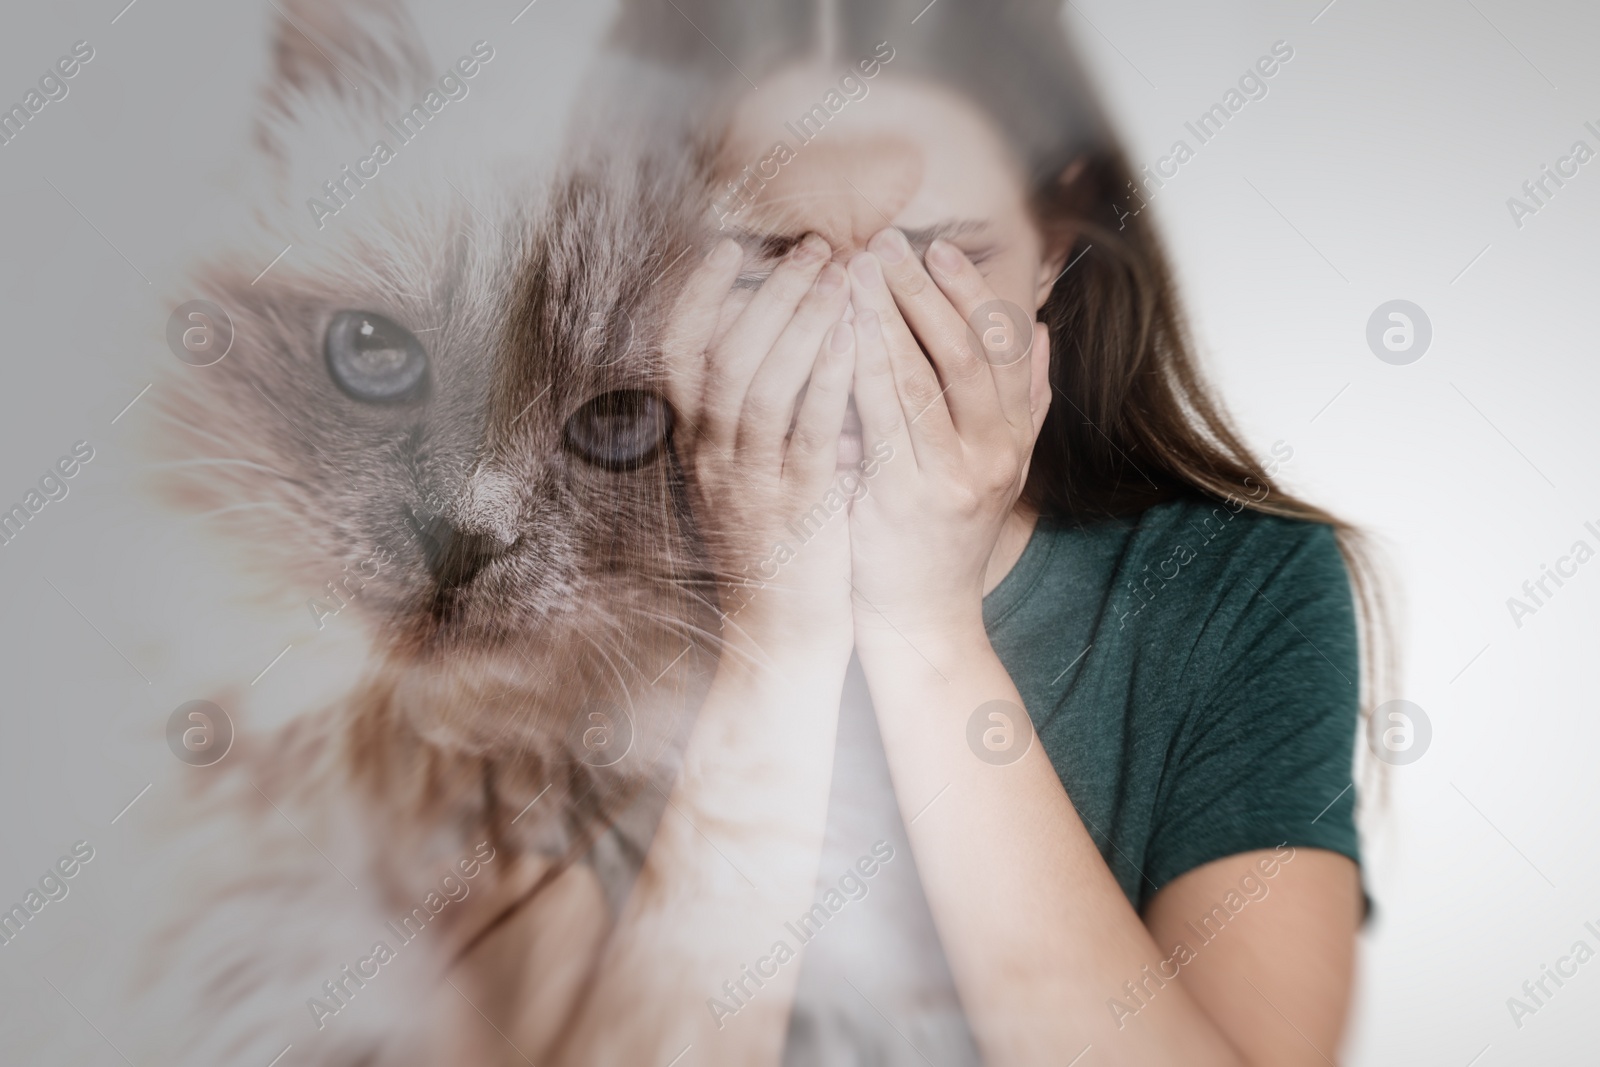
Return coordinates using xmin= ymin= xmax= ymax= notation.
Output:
xmin=125 ymin=1 xmax=975 ymax=1063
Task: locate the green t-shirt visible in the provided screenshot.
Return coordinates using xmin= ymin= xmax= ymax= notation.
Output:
xmin=983 ymin=494 xmax=1362 ymax=910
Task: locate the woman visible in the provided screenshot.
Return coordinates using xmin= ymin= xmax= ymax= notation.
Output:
xmin=551 ymin=1 xmax=1382 ymax=1064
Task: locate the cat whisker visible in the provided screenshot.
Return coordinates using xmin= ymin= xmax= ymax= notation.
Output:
xmin=184 ymin=501 xmax=301 ymax=520
xmin=574 ymin=628 xmax=642 ymax=713
xmin=613 ymin=606 xmax=718 ymax=649
xmin=619 ymin=608 xmax=766 ymax=674
xmin=631 ymin=570 xmax=718 ymax=598
xmin=145 ymin=457 xmax=301 ymax=481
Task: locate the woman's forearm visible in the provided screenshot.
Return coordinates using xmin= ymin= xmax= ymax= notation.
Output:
xmin=552 ymin=636 xmax=851 ymax=1065
xmin=857 ymin=628 xmax=1243 ymax=1067
xmin=556 ymin=226 xmax=862 ymax=1064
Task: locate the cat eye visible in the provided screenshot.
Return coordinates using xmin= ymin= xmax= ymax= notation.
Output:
xmin=325 ymin=311 xmax=429 ymax=403
xmin=563 ymin=390 xmax=673 ymax=471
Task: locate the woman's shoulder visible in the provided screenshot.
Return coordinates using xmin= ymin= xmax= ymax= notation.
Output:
xmin=1131 ymin=492 xmax=1346 ymax=583
xmin=1109 ymin=492 xmax=1358 ymax=698
xmin=1039 ymin=491 xmax=1348 ymax=595
xmin=1033 ymin=491 xmax=1354 ymax=660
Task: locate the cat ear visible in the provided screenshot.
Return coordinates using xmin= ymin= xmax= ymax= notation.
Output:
xmin=255 ymin=0 xmax=432 ymax=158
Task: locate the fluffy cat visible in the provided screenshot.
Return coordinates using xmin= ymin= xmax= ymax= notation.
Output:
xmin=123 ymin=2 xmax=974 ymax=1063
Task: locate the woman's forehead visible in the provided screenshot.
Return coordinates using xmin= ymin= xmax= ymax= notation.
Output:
xmin=712 ymin=74 xmax=1026 ymax=251
xmin=720 ymin=138 xmax=925 ymax=250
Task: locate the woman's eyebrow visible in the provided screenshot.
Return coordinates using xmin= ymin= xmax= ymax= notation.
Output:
xmin=727 ymin=229 xmax=804 ymax=259
xmin=899 ymin=219 xmax=994 ymax=247
xmin=727 ymin=219 xmax=995 ymax=259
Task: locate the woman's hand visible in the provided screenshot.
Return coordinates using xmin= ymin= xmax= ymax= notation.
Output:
xmin=665 ymin=233 xmax=858 ymax=661
xmin=844 ymin=227 xmax=1051 ymax=652
xmin=556 ymin=237 xmax=861 ymax=1066
xmin=839 ymin=232 xmax=1249 ymax=1067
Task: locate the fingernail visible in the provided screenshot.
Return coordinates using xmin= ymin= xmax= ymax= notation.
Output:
xmin=868 ymin=228 xmax=909 ymax=263
xmin=793 ymin=234 xmax=829 ymax=263
xmin=850 ymin=253 xmax=884 ymax=288
xmin=927 ymin=238 xmax=966 ymax=276
xmin=814 ymin=262 xmax=845 ymax=295
xmin=707 ymin=238 xmax=741 ymax=267
xmin=829 ymin=321 xmax=853 ymax=352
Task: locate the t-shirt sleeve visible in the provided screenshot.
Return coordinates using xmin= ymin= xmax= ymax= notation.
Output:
xmin=1141 ymin=518 xmax=1361 ymax=901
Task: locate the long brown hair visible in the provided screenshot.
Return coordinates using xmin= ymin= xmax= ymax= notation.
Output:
xmin=1028 ymin=150 xmax=1392 ymax=807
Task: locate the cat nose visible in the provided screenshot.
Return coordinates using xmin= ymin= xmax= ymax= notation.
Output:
xmin=413 ymin=514 xmax=514 ymax=589
xmin=414 ymin=465 xmax=521 ymax=588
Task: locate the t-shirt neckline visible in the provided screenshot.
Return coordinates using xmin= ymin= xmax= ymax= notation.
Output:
xmin=982 ymin=516 xmax=1058 ymax=630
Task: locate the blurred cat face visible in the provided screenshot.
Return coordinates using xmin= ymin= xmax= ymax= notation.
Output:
xmin=157 ymin=159 xmax=714 ymax=762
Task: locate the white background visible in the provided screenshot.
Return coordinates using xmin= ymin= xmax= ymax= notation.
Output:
xmin=0 ymin=1 xmax=1595 ymax=1064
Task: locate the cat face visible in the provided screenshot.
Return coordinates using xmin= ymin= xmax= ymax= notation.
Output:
xmin=154 ymin=0 xmax=717 ymax=771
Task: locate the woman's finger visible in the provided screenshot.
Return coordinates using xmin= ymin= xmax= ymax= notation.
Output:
xmin=849 ymin=307 xmax=917 ymax=478
xmin=740 ymin=262 xmax=850 ymax=462
xmin=847 ymin=251 xmax=957 ymax=467
xmin=864 ymin=227 xmax=1006 ymax=437
xmin=1029 ymin=322 xmax=1052 ymax=439
xmin=784 ymin=320 xmax=856 ymax=496
xmin=925 ymin=237 xmax=1036 ymax=431
xmin=702 ymin=234 xmax=831 ymax=450
xmin=663 ymin=238 xmax=744 ymax=436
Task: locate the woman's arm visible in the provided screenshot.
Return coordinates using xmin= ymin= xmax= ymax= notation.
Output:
xmin=855 ymin=629 xmax=1249 ymax=1065
xmin=552 ymin=235 xmax=858 ymax=1064
xmin=1144 ymin=849 xmax=1362 ymax=1065
xmin=855 ymin=629 xmax=1360 ymax=1065
xmin=550 ymin=644 xmax=852 ymax=1064
xmin=843 ymin=230 xmax=1358 ymax=1065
